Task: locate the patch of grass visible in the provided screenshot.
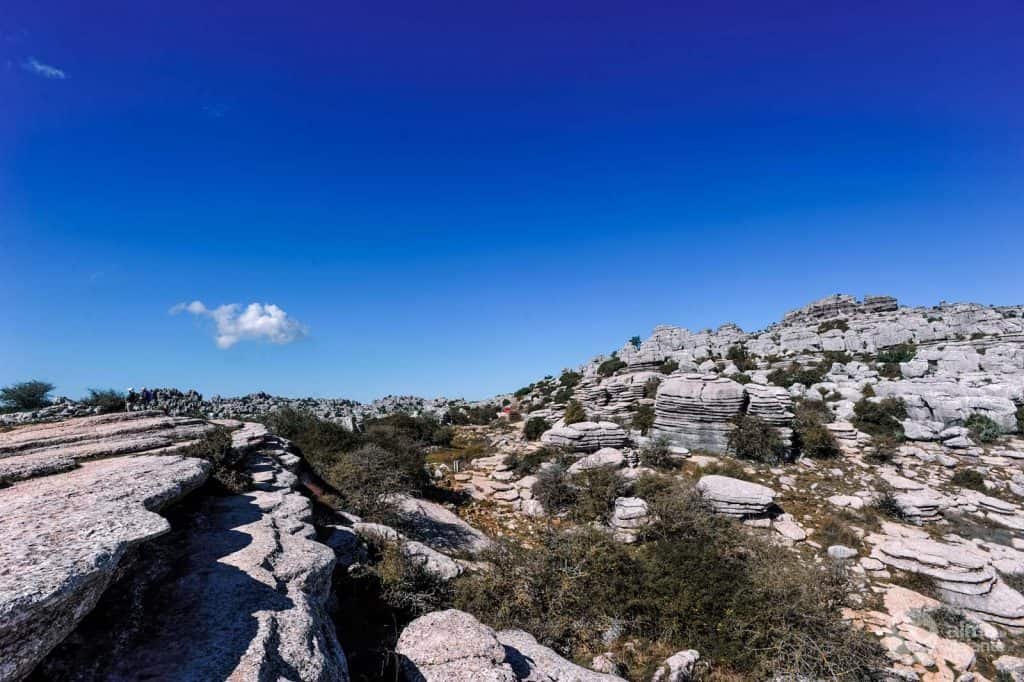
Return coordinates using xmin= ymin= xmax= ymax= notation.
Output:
xmin=950 ymin=468 xmax=987 ymax=492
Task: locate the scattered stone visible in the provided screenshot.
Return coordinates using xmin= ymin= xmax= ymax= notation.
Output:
xmin=696 ymin=475 xmax=776 ymax=518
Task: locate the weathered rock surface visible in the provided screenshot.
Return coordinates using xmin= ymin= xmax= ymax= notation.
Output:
xmin=567 ymin=447 xmax=625 ymax=474
xmin=0 ymin=410 xmax=214 ymax=483
xmin=696 ymin=475 xmax=776 ymax=518
xmin=650 ymin=649 xmax=700 ymax=682
xmin=396 ymin=609 xmax=622 ymax=682
xmin=652 ymin=376 xmax=746 ymax=451
xmin=610 ymin=496 xmax=651 ymax=543
xmin=0 ymin=453 xmax=211 ymax=681
xmin=541 ymin=422 xmax=627 ymax=452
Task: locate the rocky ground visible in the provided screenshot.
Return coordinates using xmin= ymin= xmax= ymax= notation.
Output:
xmin=3 ymin=293 xmax=1024 ymax=681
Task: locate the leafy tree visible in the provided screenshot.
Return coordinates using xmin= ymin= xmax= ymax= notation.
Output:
xmin=563 ymin=399 xmax=587 ymax=425
xmin=629 ymin=335 xmax=642 ymax=350
xmin=1 ymin=380 xmax=55 ymax=411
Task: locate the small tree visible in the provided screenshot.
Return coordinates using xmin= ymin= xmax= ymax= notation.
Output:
xmin=728 ymin=414 xmax=788 ymax=464
xmin=725 ymin=345 xmax=756 ymax=371
xmin=639 ymin=435 xmax=675 ymax=468
xmin=563 ymin=399 xmax=587 ymax=425
xmin=524 ymin=417 xmax=551 ymax=441
xmin=629 ymin=336 xmax=642 ymax=350
xmin=792 ymin=400 xmax=840 ymax=459
xmin=0 ymin=380 xmax=55 ymax=411
xmin=533 ymin=464 xmax=576 ymax=514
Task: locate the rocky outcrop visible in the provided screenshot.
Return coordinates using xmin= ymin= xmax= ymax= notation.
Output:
xmin=696 ymin=475 xmax=776 ymax=518
xmin=652 ymin=376 xmax=746 ymax=451
xmin=610 ymin=496 xmax=651 ymax=543
xmin=396 ymin=609 xmax=623 ymax=682
xmin=0 ymin=453 xmax=211 ymax=681
xmin=650 ymin=649 xmax=700 ymax=682
xmin=0 ymin=410 xmax=214 ymax=483
xmin=541 ymin=421 xmax=627 ymax=452
xmin=567 ymin=447 xmax=625 ymax=474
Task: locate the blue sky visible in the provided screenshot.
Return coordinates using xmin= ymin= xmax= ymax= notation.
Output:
xmin=2 ymin=1 xmax=1022 ymax=401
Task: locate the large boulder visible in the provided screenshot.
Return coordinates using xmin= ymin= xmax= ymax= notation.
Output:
xmin=651 ymin=376 xmax=746 ymax=452
xmin=696 ymin=475 xmax=776 ymax=518
xmin=396 ymin=610 xmax=517 ymax=681
xmin=567 ymin=448 xmax=625 ymax=474
xmin=541 ymin=422 xmax=627 ymax=453
xmin=497 ymin=629 xmax=625 ymax=681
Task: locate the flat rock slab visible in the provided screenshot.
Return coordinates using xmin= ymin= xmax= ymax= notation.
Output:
xmin=0 ymin=454 xmax=211 ymax=681
xmin=0 ymin=411 xmax=214 ymax=483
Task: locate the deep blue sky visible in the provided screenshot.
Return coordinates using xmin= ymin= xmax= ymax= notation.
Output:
xmin=2 ymin=1 xmax=1022 ymax=401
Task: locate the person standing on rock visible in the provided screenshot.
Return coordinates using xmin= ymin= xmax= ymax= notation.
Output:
xmin=126 ymin=387 xmax=137 ymax=412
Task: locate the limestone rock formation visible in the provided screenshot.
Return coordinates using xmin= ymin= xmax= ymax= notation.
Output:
xmin=567 ymin=447 xmax=625 ymax=474
xmin=541 ymin=421 xmax=627 ymax=452
xmin=610 ymin=496 xmax=651 ymax=543
xmin=695 ymin=475 xmax=776 ymax=518
xmin=650 ymin=649 xmax=700 ymax=682
xmin=0 ymin=410 xmax=214 ymax=482
xmin=652 ymin=376 xmax=746 ymax=451
xmin=0 ymin=453 xmax=211 ymax=680
xmin=396 ymin=609 xmax=623 ymax=682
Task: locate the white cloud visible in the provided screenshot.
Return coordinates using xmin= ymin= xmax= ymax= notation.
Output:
xmin=22 ymin=57 xmax=67 ymax=80
xmin=171 ymin=300 xmax=308 ymax=349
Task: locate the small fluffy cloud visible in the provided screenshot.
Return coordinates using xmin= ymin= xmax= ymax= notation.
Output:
xmin=171 ymin=301 xmax=307 ymax=349
xmin=22 ymin=57 xmax=67 ymax=80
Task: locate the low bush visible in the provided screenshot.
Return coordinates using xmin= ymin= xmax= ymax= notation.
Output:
xmin=325 ymin=443 xmax=427 ymax=519
xmin=876 ymin=343 xmax=917 ymax=364
xmin=822 ymin=351 xmax=853 ymax=365
xmin=658 ymin=358 xmax=679 ymax=375
xmin=792 ymin=400 xmax=840 ymax=459
xmin=632 ymin=404 xmax=655 ymax=435
xmin=571 ymin=466 xmax=627 ymax=523
xmin=455 ymin=480 xmax=885 ymax=679
xmin=851 ymin=397 xmax=907 ymax=440
xmin=965 ymin=413 xmax=1002 ymax=443
xmin=532 ymin=464 xmax=576 ymax=514
xmin=643 ymin=377 xmax=661 ymax=399
xmin=597 ymin=357 xmax=627 ymax=377
xmin=563 ymin=399 xmax=587 ymax=425
xmin=82 ymin=388 xmax=125 ymax=414
xmin=725 ymin=344 xmax=757 ymax=371
xmin=767 ymin=362 xmax=826 ymax=388
xmin=447 ymin=403 xmax=499 ymax=425
xmin=1018 ymin=404 xmax=1024 ymax=434
xmin=697 ymin=458 xmax=754 ymax=481
xmin=950 ymin=469 xmax=987 ymax=492
xmin=869 ymin=487 xmax=906 ymax=521
xmin=733 ymin=373 xmax=752 ymax=384
xmin=817 ymin=513 xmax=863 ymax=550
xmin=864 ymin=435 xmax=900 ymax=464
xmin=818 ymin=319 xmax=849 ymax=333
xmin=524 ymin=417 xmax=550 ymax=441
xmin=559 ymin=370 xmax=582 ymax=388
xmin=178 ymin=427 xmax=253 ymax=494
xmin=503 ymin=449 xmax=553 ymax=477
xmin=0 ymin=380 xmax=55 ymax=412
xmin=639 ymin=435 xmax=675 ymax=469
xmin=629 ymin=336 xmax=642 ymax=350
xmin=728 ymin=414 xmax=789 ymax=464
xmin=877 ymin=362 xmax=902 ymax=379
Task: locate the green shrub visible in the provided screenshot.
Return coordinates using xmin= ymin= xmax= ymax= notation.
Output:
xmin=632 ymin=404 xmax=655 ymax=435
xmin=643 ymin=377 xmax=661 ymax=399
xmin=178 ymin=426 xmax=253 ymax=494
xmin=0 ymin=380 xmax=55 ymax=411
xmin=571 ymin=466 xmax=627 ymax=523
xmin=447 ymin=404 xmax=499 ymax=425
xmin=727 ymin=414 xmax=788 ymax=464
xmin=639 ymin=435 xmax=675 ymax=469
xmin=658 ymin=358 xmax=679 ymax=374
xmin=524 ymin=417 xmax=551 ymax=441
xmin=597 ymin=357 xmax=627 ymax=377
xmin=870 ymin=487 xmax=906 ymax=521
xmin=504 ymin=449 xmax=553 ymax=477
xmin=817 ymin=319 xmax=849 ymax=333
xmin=864 ymin=435 xmax=900 ymax=464
xmin=1018 ymin=404 xmax=1024 ymax=434
xmin=877 ymin=362 xmax=902 ymax=379
xmin=793 ymin=400 xmax=840 ymax=459
xmin=851 ymin=397 xmax=907 ymax=440
xmin=861 ymin=383 xmax=876 ymax=397
xmin=563 ymin=399 xmax=587 ymax=425
xmin=455 ymin=482 xmax=884 ymax=679
xmin=725 ymin=344 xmax=757 ymax=371
xmin=559 ymin=370 xmax=582 ymax=388
xmin=821 ymin=351 xmax=853 ymax=365
xmin=82 ymin=388 xmax=125 ymax=414
xmin=876 ymin=343 xmax=916 ymax=364
xmin=532 ymin=464 xmax=576 ymax=513
xmin=514 ymin=386 xmax=532 ymax=399
xmin=950 ymin=469 xmax=987 ymax=492
xmin=629 ymin=336 xmax=642 ymax=350
xmin=325 ymin=443 xmax=427 ymax=519
xmin=733 ymin=373 xmax=752 ymax=384
xmin=768 ymin=362 xmax=826 ymax=388
xmin=965 ymin=413 xmax=1002 ymax=443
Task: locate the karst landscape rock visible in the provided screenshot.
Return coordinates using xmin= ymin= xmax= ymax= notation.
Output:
xmin=4 ymin=293 xmax=1024 ymax=681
